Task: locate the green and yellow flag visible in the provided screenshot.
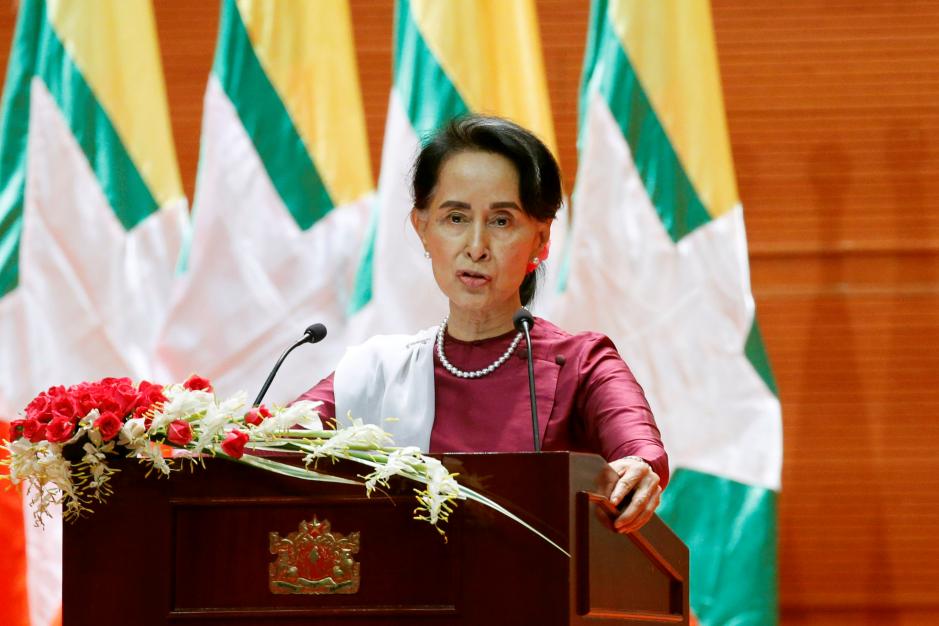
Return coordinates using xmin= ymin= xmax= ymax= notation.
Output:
xmin=156 ymin=0 xmax=374 ymax=400
xmin=0 ymin=1 xmax=186 ymax=624
xmin=556 ymin=1 xmax=782 ymax=624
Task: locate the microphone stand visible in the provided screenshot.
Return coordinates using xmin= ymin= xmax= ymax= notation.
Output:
xmin=521 ymin=319 xmax=540 ymax=452
xmin=253 ymin=323 xmax=327 ymax=407
xmin=513 ymin=308 xmax=540 ymax=452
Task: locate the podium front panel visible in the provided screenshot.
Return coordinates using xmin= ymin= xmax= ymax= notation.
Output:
xmin=63 ymin=452 xmax=687 ymax=626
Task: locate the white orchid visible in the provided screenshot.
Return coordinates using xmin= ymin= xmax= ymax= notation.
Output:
xmin=414 ymin=459 xmax=462 ymax=528
xmin=217 ymin=391 xmax=248 ymax=422
xmin=192 ymin=405 xmax=232 ymax=454
xmin=253 ymin=400 xmax=323 ymax=436
xmin=136 ymin=440 xmax=171 ymax=476
xmin=81 ymin=440 xmax=118 ymax=494
xmin=6 ymin=440 xmax=77 ymax=523
xmin=150 ymin=385 xmax=214 ymax=431
xmin=304 ymin=416 xmax=393 ymax=463
xmin=118 ymin=417 xmax=148 ymax=448
xmin=363 ymin=446 xmax=424 ymax=494
xmin=5 ymin=437 xmax=40 ymax=484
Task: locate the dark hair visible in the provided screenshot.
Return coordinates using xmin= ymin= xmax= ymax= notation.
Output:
xmin=411 ymin=115 xmax=562 ymax=306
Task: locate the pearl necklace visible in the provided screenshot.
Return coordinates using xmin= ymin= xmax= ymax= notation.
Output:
xmin=436 ymin=315 xmax=524 ymax=379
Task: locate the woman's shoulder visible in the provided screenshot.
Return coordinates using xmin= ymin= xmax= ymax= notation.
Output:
xmin=533 ymin=317 xmax=620 ymax=357
xmin=534 ymin=317 xmax=614 ymax=343
xmin=353 ymin=326 xmax=437 ymax=353
xmin=339 ymin=326 xmax=438 ymax=378
xmin=533 ymin=318 xmax=641 ymax=390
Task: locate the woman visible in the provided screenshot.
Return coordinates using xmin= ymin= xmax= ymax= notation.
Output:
xmin=299 ymin=115 xmax=667 ymax=534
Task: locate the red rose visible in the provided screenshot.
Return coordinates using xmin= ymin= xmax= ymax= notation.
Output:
xmin=220 ymin=429 xmax=249 ymax=459
xmin=50 ymin=406 xmax=75 ymax=426
xmin=112 ymin=380 xmax=139 ymax=416
xmin=244 ymin=409 xmax=261 ymax=426
xmin=183 ymin=375 xmax=213 ymax=393
xmin=245 ymin=404 xmax=272 ymax=426
xmin=45 ymin=416 xmax=75 ymax=443
xmin=22 ymin=419 xmax=46 ymax=443
xmin=94 ymin=411 xmax=123 ymax=442
xmin=132 ymin=380 xmax=166 ymax=419
xmin=25 ymin=392 xmax=53 ymax=423
xmin=166 ymin=420 xmax=193 ymax=446
xmin=93 ymin=387 xmax=123 ymax=417
xmin=49 ymin=387 xmax=79 ymax=422
xmin=71 ymin=383 xmax=98 ymax=416
xmin=137 ymin=380 xmax=167 ymax=404
xmin=9 ymin=419 xmax=26 ymax=440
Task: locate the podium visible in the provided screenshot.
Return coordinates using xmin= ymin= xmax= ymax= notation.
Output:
xmin=63 ymin=452 xmax=688 ymax=625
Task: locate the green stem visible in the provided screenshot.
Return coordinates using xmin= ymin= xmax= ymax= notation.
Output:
xmin=269 ymin=430 xmax=335 ymax=439
xmin=234 ymin=454 xmax=361 ymax=485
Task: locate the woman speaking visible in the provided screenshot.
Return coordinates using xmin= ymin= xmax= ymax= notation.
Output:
xmin=299 ymin=115 xmax=667 ymax=534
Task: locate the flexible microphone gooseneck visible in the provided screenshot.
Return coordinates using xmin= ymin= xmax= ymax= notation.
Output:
xmin=513 ymin=308 xmax=540 ymax=452
xmin=253 ymin=323 xmax=327 ymax=407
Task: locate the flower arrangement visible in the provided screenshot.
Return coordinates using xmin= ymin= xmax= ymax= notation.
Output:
xmin=1 ymin=375 xmax=564 ymax=552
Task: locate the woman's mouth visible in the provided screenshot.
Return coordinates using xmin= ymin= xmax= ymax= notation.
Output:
xmin=457 ymin=270 xmax=491 ymax=288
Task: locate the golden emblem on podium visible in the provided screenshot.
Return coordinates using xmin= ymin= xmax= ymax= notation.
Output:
xmin=269 ymin=517 xmax=361 ymax=594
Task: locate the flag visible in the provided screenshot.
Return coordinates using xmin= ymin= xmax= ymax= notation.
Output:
xmin=554 ymin=1 xmax=782 ymax=623
xmin=0 ymin=1 xmax=186 ymax=625
xmin=347 ymin=0 xmax=559 ymax=337
xmin=156 ymin=0 xmax=374 ymax=401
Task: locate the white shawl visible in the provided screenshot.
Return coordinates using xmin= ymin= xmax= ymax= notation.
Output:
xmin=333 ymin=327 xmax=437 ymax=450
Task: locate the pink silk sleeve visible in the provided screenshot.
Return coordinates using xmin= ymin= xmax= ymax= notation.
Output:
xmin=295 ymin=372 xmax=337 ymax=420
xmin=575 ymin=335 xmax=669 ymax=488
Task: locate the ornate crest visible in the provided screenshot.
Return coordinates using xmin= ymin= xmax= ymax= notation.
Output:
xmin=269 ymin=517 xmax=361 ymax=594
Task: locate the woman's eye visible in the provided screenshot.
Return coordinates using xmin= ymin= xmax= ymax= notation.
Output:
xmin=492 ymin=216 xmax=510 ymax=227
xmin=447 ymin=213 xmax=465 ymax=224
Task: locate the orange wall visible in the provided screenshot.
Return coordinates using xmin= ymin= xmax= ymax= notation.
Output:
xmin=714 ymin=3 xmax=939 ymax=624
xmin=1 ymin=2 xmax=937 ymax=623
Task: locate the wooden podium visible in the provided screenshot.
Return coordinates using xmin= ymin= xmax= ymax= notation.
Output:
xmin=63 ymin=452 xmax=688 ymax=625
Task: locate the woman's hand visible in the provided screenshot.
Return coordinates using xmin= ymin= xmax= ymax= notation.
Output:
xmin=607 ymin=456 xmax=662 ymax=534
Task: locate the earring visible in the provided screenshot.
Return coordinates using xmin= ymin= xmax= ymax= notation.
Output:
xmin=424 ymin=250 xmax=430 ymax=259
xmin=532 ymin=257 xmax=540 ymax=265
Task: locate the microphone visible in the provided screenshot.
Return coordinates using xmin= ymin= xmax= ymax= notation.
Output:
xmin=253 ymin=323 xmax=327 ymax=407
xmin=513 ymin=308 xmax=540 ymax=452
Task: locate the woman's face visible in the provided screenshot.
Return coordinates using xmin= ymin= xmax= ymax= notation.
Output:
xmin=411 ymin=150 xmax=550 ymax=320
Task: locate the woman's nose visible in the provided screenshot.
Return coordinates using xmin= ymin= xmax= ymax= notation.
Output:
xmin=465 ymin=222 xmax=489 ymax=261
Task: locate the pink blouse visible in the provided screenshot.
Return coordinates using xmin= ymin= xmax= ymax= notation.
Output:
xmin=297 ymin=318 xmax=668 ymax=486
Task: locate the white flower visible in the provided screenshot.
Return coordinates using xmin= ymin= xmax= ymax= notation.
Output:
xmin=78 ymin=409 xmax=98 ymax=431
xmin=6 ymin=439 xmax=77 ymax=524
xmin=81 ymin=441 xmax=115 ymax=487
xmin=254 ymin=400 xmax=323 ymax=436
xmin=150 ymin=386 xmax=214 ymax=431
xmin=189 ymin=391 xmax=248 ymax=453
xmin=363 ymin=446 xmax=423 ymax=494
xmin=5 ymin=437 xmax=39 ymax=485
xmin=217 ymin=391 xmax=248 ymax=421
xmin=136 ymin=441 xmax=171 ymax=476
xmin=414 ymin=458 xmax=461 ymax=527
xmin=307 ymin=417 xmax=393 ymax=461
xmin=118 ymin=417 xmax=148 ymax=450
xmin=87 ymin=428 xmax=103 ymax=448
xmin=192 ymin=405 xmax=229 ymax=453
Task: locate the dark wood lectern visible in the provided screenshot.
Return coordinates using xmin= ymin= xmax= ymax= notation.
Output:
xmin=64 ymin=452 xmax=688 ymax=625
